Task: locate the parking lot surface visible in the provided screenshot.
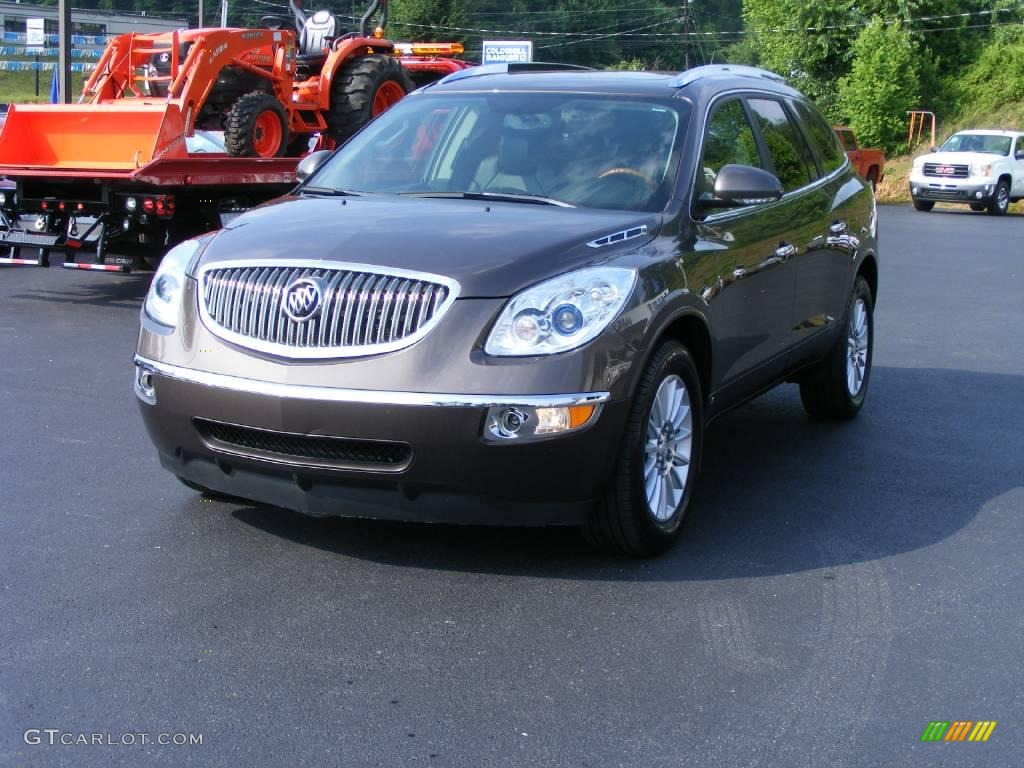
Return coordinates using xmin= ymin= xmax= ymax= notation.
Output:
xmin=1 ymin=205 xmax=1021 ymax=767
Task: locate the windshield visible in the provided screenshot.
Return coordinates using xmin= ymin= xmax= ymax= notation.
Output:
xmin=939 ymin=133 xmax=1012 ymax=156
xmin=309 ymin=92 xmax=687 ymax=212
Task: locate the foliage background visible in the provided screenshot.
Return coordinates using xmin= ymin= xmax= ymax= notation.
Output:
xmin=13 ymin=0 xmax=1024 ymax=152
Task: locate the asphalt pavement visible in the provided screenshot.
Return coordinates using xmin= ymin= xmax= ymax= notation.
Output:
xmin=1 ymin=204 xmax=1022 ymax=768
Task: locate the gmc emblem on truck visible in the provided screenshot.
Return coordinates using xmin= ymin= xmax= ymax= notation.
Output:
xmin=936 ymin=166 xmax=955 ymax=175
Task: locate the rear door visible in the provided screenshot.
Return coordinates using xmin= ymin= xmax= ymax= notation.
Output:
xmin=788 ymin=98 xmax=872 ymax=356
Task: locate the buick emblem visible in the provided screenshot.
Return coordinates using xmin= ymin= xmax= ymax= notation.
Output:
xmin=283 ymin=277 xmax=323 ymax=322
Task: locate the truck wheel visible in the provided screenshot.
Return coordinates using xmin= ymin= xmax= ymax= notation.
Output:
xmin=799 ymin=276 xmax=873 ymax=421
xmin=583 ymin=341 xmax=704 ymax=557
xmin=225 ymin=91 xmax=288 ymax=158
xmin=988 ymin=179 xmax=1010 ymax=216
xmin=912 ymin=199 xmax=934 ymax=212
xmin=327 ymin=54 xmax=413 ymax=146
xmin=865 ymin=167 xmax=878 ymax=192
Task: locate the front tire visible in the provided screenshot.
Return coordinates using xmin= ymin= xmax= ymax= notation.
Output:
xmin=224 ymin=91 xmax=288 ymax=158
xmin=584 ymin=342 xmax=704 ymax=557
xmin=913 ymin=199 xmax=934 ymax=212
xmin=799 ymin=276 xmax=874 ymax=420
xmin=865 ymin=167 xmax=878 ymax=192
xmin=988 ymin=179 xmax=1010 ymax=216
xmin=970 ymin=202 xmax=987 ymax=212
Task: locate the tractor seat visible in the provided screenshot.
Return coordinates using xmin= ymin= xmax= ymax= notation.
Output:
xmin=299 ymin=10 xmax=342 ymax=57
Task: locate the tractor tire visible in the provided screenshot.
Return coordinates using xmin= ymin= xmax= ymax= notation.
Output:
xmin=327 ymin=54 xmax=413 ymax=146
xmin=224 ymin=91 xmax=288 ymax=158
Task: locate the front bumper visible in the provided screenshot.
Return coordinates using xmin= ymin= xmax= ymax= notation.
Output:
xmin=134 ymin=356 xmax=628 ymax=526
xmin=909 ymin=176 xmax=997 ymax=203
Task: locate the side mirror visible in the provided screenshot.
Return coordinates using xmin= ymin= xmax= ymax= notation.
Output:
xmin=930 ymin=146 xmax=938 ymax=153
xmin=1016 ymin=150 xmax=1024 ymax=160
xmin=701 ymin=164 xmax=784 ymax=209
xmin=295 ymin=150 xmax=332 ymax=183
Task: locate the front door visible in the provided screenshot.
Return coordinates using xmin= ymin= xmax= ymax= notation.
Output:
xmin=692 ymin=96 xmax=798 ymax=397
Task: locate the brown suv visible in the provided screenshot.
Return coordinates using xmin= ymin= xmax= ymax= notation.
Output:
xmin=134 ymin=64 xmax=879 ymax=556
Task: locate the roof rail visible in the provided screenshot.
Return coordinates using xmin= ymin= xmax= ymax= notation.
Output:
xmin=438 ymin=62 xmax=593 ymax=86
xmin=669 ymin=65 xmax=786 ymax=89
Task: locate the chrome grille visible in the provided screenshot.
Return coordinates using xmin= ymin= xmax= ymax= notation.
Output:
xmin=922 ymin=163 xmax=969 ymax=179
xmin=197 ymin=262 xmax=458 ymax=358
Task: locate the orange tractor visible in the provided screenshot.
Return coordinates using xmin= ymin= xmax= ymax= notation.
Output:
xmin=0 ymin=0 xmax=471 ymax=271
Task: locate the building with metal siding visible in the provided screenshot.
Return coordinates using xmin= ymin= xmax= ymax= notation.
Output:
xmin=0 ymin=2 xmax=186 ymax=37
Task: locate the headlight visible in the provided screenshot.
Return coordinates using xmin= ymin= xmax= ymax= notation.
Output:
xmin=143 ymin=238 xmax=205 ymax=328
xmin=484 ymin=266 xmax=637 ymax=356
xmin=972 ymin=163 xmax=993 ymax=178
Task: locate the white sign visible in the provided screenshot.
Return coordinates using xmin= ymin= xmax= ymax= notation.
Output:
xmin=26 ymin=18 xmax=45 ymax=47
xmin=482 ymin=40 xmax=533 ymax=65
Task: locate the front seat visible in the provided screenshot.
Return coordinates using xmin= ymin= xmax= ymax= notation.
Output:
xmin=299 ymin=10 xmax=339 ymax=57
xmin=473 ymin=128 xmax=546 ymax=195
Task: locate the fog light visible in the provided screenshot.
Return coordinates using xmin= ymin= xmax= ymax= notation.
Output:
xmin=34 ymin=216 xmax=46 ymax=231
xmin=484 ymin=403 xmax=599 ymax=441
xmin=123 ymin=217 xmax=131 ymax=232
xmin=912 ymin=187 xmax=920 ymax=195
xmin=498 ymin=407 xmax=527 ymax=435
xmin=976 ymin=191 xmax=984 ymax=199
xmin=134 ymin=365 xmax=156 ymax=404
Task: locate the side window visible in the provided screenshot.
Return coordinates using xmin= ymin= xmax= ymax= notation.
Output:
xmin=746 ymin=98 xmax=814 ymax=191
xmin=697 ymin=98 xmax=761 ymax=199
xmin=790 ymin=99 xmax=847 ymax=175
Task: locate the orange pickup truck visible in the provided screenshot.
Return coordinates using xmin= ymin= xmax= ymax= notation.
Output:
xmin=834 ymin=126 xmax=885 ymax=190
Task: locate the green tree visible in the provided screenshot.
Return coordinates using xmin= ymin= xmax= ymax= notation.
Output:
xmin=838 ymin=17 xmax=919 ymax=153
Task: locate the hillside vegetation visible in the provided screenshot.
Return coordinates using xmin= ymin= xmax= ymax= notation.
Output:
xmin=5 ymin=1 xmax=1022 ymax=163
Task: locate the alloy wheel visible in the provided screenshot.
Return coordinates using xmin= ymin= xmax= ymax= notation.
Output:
xmin=643 ymin=375 xmax=692 ymax=522
xmin=846 ymin=298 xmax=869 ymax=396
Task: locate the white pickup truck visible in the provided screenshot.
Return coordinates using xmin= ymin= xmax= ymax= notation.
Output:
xmin=909 ymin=129 xmax=1024 ymax=215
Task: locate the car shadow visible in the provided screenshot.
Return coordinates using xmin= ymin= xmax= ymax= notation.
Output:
xmin=231 ymin=366 xmax=1022 ymax=581
xmin=9 ymin=273 xmax=151 ymax=308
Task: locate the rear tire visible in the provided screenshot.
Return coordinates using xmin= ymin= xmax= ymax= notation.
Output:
xmin=987 ymin=179 xmax=1010 ymax=216
xmin=865 ymin=167 xmax=878 ymax=192
xmin=584 ymin=341 xmax=703 ymax=557
xmin=912 ymin=199 xmax=934 ymax=212
xmin=327 ymin=54 xmax=413 ymax=146
xmin=224 ymin=91 xmax=288 ymax=158
xmin=799 ymin=276 xmax=873 ymax=421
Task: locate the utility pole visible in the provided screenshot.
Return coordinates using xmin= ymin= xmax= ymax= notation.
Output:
xmin=198 ymin=0 xmax=204 ymax=28
xmin=220 ymin=0 xmax=229 ymax=27
xmin=57 ymin=0 xmax=71 ymax=103
xmin=681 ymin=0 xmax=690 ymax=70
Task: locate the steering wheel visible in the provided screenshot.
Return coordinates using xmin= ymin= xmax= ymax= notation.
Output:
xmin=598 ymin=166 xmax=658 ymax=192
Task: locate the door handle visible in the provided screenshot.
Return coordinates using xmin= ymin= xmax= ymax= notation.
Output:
xmin=774 ymin=242 xmax=797 ymax=261
xmin=829 ymin=220 xmax=848 ymax=236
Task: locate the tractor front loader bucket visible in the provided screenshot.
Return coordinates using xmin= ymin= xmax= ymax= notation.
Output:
xmin=0 ymin=102 xmax=190 ymax=171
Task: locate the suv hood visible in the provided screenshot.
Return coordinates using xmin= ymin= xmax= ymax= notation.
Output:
xmin=198 ymin=195 xmax=660 ymax=298
xmin=917 ymin=151 xmax=1007 ymax=166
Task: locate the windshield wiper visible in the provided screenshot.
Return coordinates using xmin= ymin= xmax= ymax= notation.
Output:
xmin=398 ymin=191 xmax=575 ymax=208
xmin=300 ymin=186 xmax=361 ymax=197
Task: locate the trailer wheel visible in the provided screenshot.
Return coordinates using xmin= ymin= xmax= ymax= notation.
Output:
xmin=327 ymin=54 xmax=413 ymax=146
xmin=225 ymin=91 xmax=288 ymax=158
